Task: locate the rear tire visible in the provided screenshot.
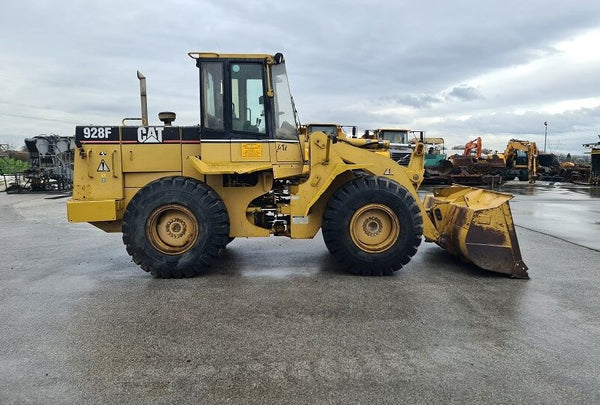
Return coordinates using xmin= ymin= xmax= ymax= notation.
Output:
xmin=122 ymin=177 xmax=230 ymax=278
xmin=518 ymin=171 xmax=529 ymax=182
xmin=322 ymin=176 xmax=422 ymax=276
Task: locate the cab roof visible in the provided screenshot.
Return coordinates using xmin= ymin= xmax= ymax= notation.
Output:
xmin=187 ymin=52 xmax=281 ymax=64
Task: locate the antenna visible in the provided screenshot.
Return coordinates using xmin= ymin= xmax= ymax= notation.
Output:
xmin=543 ymin=121 xmax=548 ymax=152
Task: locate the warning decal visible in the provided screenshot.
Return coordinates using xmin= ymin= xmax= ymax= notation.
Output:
xmin=97 ymin=159 xmax=110 ymax=172
xmin=241 ymin=143 xmax=262 ymax=159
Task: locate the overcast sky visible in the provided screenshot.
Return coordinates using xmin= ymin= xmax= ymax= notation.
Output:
xmin=1 ymin=0 xmax=600 ymax=154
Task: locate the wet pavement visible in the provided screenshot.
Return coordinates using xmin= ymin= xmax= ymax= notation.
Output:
xmin=502 ymin=181 xmax=600 ymax=251
xmin=1 ymin=185 xmax=599 ymax=404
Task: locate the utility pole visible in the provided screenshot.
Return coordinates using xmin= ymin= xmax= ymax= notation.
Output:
xmin=543 ymin=121 xmax=548 ymax=152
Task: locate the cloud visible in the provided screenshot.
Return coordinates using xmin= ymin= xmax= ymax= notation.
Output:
xmin=446 ymin=85 xmax=483 ymax=101
xmin=376 ymin=94 xmax=443 ymax=109
xmin=1 ymin=0 xmax=600 ymax=155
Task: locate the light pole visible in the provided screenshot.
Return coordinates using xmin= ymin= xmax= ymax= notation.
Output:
xmin=543 ymin=121 xmax=548 ymax=152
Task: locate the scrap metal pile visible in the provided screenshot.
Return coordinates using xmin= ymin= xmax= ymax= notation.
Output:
xmin=3 ymin=135 xmax=75 ymax=193
xmin=362 ymin=130 xmax=599 ymax=186
xmin=406 ymin=137 xmax=596 ymax=186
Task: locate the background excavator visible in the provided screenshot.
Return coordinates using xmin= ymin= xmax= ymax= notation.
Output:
xmin=503 ymin=139 xmax=538 ymax=182
xmin=446 ymin=138 xmax=537 ymax=184
xmin=463 ymin=137 xmax=482 ymax=158
xmin=66 ymin=52 xmax=528 ymax=279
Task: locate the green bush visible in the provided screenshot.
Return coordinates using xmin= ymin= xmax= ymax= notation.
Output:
xmin=0 ymin=157 xmax=29 ymax=175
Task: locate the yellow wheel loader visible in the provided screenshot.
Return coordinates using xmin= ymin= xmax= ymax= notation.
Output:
xmin=67 ymin=52 xmax=528 ymax=278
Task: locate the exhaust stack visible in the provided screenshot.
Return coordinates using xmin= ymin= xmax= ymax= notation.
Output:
xmin=137 ymin=71 xmax=148 ymax=125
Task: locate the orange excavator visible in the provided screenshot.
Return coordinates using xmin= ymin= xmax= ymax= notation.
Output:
xmin=447 ymin=137 xmax=504 ymax=185
xmin=449 ymin=137 xmax=483 ymax=169
xmin=463 ymin=137 xmax=482 ymax=158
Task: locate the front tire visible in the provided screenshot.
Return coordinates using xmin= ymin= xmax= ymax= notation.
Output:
xmin=322 ymin=176 xmax=423 ymax=276
xmin=122 ymin=177 xmax=230 ymax=278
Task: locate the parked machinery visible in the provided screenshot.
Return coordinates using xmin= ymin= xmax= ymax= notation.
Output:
xmin=22 ymin=135 xmax=74 ymax=191
xmin=443 ymin=137 xmax=503 ymax=186
xmin=364 ymin=128 xmax=415 ymax=164
xmin=463 ymin=137 xmax=482 ymax=158
xmin=421 ymin=137 xmax=447 ymax=169
xmin=583 ymin=136 xmax=600 ymax=185
xmin=452 ymin=138 xmax=538 ymax=184
xmin=66 ymin=52 xmax=528 ymax=279
xmin=503 ymin=139 xmax=538 ymax=183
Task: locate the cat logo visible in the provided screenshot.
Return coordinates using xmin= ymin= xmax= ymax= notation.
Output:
xmin=97 ymin=160 xmax=110 ymax=172
xmin=137 ymin=127 xmax=164 ymax=143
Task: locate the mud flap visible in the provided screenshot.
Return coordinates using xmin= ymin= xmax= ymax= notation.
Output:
xmin=423 ymin=186 xmax=529 ymax=278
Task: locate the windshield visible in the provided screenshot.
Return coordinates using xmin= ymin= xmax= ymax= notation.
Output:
xmin=271 ymin=63 xmax=298 ymax=140
xmin=307 ymin=125 xmax=337 ymax=137
xmin=380 ymin=130 xmax=409 ymax=144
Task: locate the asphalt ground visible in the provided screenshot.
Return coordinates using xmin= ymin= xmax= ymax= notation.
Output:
xmin=1 ymin=183 xmax=599 ymax=404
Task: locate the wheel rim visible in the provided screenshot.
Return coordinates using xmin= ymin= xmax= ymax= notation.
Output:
xmin=147 ymin=204 xmax=199 ymax=255
xmin=349 ymin=203 xmax=400 ymax=253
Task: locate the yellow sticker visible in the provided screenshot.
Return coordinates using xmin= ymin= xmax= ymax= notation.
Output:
xmin=241 ymin=143 xmax=262 ymax=158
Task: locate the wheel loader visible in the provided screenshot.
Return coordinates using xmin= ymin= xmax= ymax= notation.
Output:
xmin=66 ymin=52 xmax=528 ymax=278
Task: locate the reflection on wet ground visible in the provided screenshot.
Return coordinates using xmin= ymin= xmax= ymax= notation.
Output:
xmin=499 ymin=181 xmax=600 ymax=199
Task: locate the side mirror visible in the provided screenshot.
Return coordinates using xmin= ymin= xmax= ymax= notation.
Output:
xmin=274 ymin=53 xmax=285 ymax=64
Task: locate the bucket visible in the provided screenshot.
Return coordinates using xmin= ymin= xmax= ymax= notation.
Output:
xmin=423 ymin=186 xmax=529 ymax=278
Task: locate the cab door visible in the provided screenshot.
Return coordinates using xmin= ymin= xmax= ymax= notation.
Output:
xmin=229 ymin=62 xmax=271 ymax=163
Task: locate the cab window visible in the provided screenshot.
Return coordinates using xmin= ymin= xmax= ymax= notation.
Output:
xmin=230 ymin=63 xmax=266 ymax=135
xmin=201 ymin=62 xmax=224 ymax=131
xmin=380 ymin=131 xmax=408 ymax=144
